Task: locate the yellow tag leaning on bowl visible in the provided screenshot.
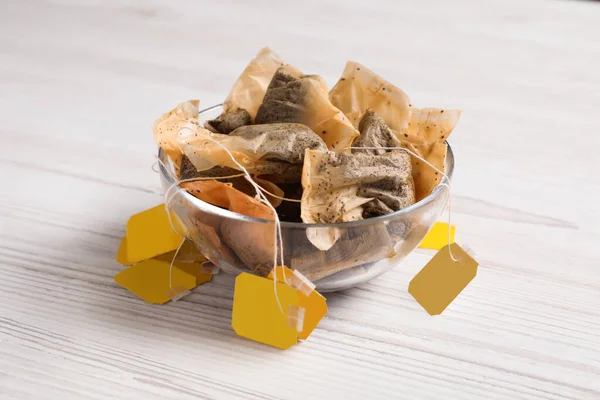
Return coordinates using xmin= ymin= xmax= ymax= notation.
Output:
xmin=409 ymin=243 xmax=478 ymax=315
xmin=232 ymin=273 xmax=300 ymax=350
xmin=268 ymin=266 xmax=327 ymax=340
xmin=115 ymin=259 xmax=197 ymax=304
xmin=418 ymin=222 xmax=456 ymax=250
xmin=125 ymin=204 xmax=185 ymax=263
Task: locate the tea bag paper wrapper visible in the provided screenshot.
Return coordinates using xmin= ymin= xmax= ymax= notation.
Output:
xmin=232 ymin=273 xmax=300 ymax=350
xmin=301 ymin=149 xmax=414 ymax=250
xmin=409 ymin=243 xmax=478 ymax=315
xmin=255 ymin=65 xmax=359 ymax=151
xmin=268 ymin=266 xmax=327 ymax=340
xmin=418 ymin=222 xmax=456 ymax=250
xmin=125 ymin=204 xmax=185 ymax=264
xmin=223 ymin=47 xmax=285 ymax=119
xmin=398 ymin=107 xmax=461 ymax=200
xmin=329 ymin=62 xmax=411 ymax=132
xmin=329 ymin=62 xmax=461 ymax=200
xmin=179 ymin=123 xmax=326 ymax=184
xmin=115 ymin=259 xmax=197 ymax=304
xmin=153 ymin=100 xmax=199 ymax=169
xmin=181 ymin=180 xmax=276 ymax=275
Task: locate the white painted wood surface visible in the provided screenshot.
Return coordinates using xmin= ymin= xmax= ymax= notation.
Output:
xmin=1 ymin=0 xmax=600 ymax=398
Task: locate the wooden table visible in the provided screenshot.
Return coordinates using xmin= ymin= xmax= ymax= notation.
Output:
xmin=2 ymin=0 xmax=599 ymax=398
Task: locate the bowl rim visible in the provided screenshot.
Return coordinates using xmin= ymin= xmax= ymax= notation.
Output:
xmin=158 ymin=104 xmax=454 ymax=228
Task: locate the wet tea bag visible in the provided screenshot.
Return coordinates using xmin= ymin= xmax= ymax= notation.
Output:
xmin=180 ymin=180 xmax=277 ymax=276
xmin=153 ymin=100 xmax=199 ymax=169
xmin=206 ymin=107 xmax=252 ymax=134
xmin=255 ymin=65 xmax=359 ymax=151
xmin=179 ymin=122 xmax=326 ymax=184
xmin=222 ymin=47 xmax=285 ymax=120
xmin=329 ymin=62 xmax=461 ymax=200
xmin=301 ymin=149 xmax=415 ymax=250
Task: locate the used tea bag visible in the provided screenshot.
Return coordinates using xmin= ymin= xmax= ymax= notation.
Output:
xmin=179 ymin=122 xmax=326 ymax=183
xmin=352 ymin=110 xmax=401 ymax=155
xmin=329 ymin=62 xmax=461 ymax=201
xmin=301 ymin=149 xmax=415 ymax=250
xmin=255 ymin=65 xmax=359 ymax=151
xmin=153 ymin=100 xmax=199 ymax=169
xmin=206 ymin=107 xmax=252 ymax=134
xmin=352 ymin=111 xmax=415 ymax=218
xmin=329 ymin=62 xmax=411 ymax=131
xmin=180 ymin=180 xmax=277 ymax=276
xmin=223 ymin=47 xmax=285 ymax=120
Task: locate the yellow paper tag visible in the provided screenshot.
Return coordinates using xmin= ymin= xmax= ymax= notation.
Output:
xmin=268 ymin=266 xmax=327 ymax=340
xmin=125 ymin=204 xmax=185 ymax=263
xmin=116 ymin=236 xmax=130 ymax=265
xmin=168 ymin=262 xmax=213 ymax=285
xmin=232 ymin=273 xmax=300 ymax=350
xmin=409 ymin=243 xmax=478 ymax=315
xmin=159 ymin=240 xmax=207 ymax=264
xmin=114 ymin=259 xmax=197 ymax=304
xmin=418 ymin=222 xmax=456 ymax=250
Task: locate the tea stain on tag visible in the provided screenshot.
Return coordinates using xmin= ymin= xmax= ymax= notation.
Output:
xmin=268 ymin=266 xmax=327 ymax=340
xmin=125 ymin=204 xmax=185 ymax=263
xmin=114 ymin=259 xmax=197 ymax=304
xmin=232 ymin=273 xmax=300 ymax=350
xmin=418 ymin=222 xmax=455 ymax=250
xmin=409 ymin=243 xmax=478 ymax=315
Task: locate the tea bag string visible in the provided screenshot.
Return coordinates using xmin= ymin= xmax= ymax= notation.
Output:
xmin=349 ymin=146 xmax=457 ymax=262
xmin=174 ymin=128 xmax=290 ymax=313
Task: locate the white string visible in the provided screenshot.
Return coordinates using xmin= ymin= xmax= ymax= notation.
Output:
xmin=349 ymin=146 xmax=457 ymax=262
xmin=176 ymin=127 xmax=290 ymax=313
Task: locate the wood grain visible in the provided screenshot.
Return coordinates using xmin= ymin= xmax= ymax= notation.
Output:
xmin=1 ymin=0 xmax=599 ymax=398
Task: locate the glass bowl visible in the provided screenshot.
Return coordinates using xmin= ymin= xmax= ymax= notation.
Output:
xmin=159 ymin=105 xmax=453 ymax=292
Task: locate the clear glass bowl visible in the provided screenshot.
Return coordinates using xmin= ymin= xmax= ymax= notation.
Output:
xmin=159 ymin=105 xmax=453 ymax=292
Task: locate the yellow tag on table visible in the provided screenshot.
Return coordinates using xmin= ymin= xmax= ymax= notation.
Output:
xmin=125 ymin=204 xmax=185 ymax=263
xmin=168 ymin=262 xmax=213 ymax=285
xmin=116 ymin=236 xmax=129 ymax=265
xmin=114 ymin=259 xmax=197 ymax=304
xmin=409 ymin=243 xmax=478 ymax=315
xmin=418 ymin=222 xmax=456 ymax=250
xmin=232 ymin=273 xmax=300 ymax=350
xmin=268 ymin=266 xmax=327 ymax=340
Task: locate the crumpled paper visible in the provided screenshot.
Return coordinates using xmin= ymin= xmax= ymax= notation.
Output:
xmin=301 ymin=148 xmax=414 ymax=250
xmin=255 ymin=65 xmax=359 ymax=151
xmin=329 ymin=62 xmax=461 ymax=200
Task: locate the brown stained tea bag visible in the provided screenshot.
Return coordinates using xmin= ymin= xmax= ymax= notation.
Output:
xmin=179 ymin=122 xmax=326 ymax=184
xmin=301 ymin=149 xmax=414 ymax=250
xmin=206 ymin=107 xmax=252 ymax=134
xmin=223 ymin=47 xmax=285 ymax=120
xmin=329 ymin=62 xmax=411 ymax=131
xmin=353 ymin=110 xmax=401 ymax=155
xmin=180 ymin=180 xmax=276 ymax=276
xmin=255 ymin=66 xmax=359 ymax=151
xmin=397 ymin=108 xmax=461 ymax=201
xmin=153 ymin=100 xmax=199 ymax=169
xmin=330 ymin=62 xmax=461 ymax=201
